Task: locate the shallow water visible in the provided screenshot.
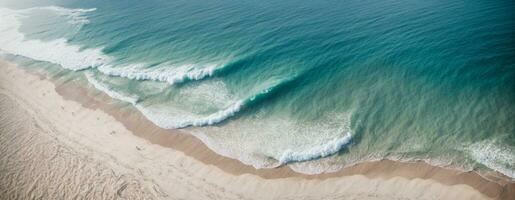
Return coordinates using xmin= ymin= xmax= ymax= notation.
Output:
xmin=0 ymin=0 xmax=514 ymax=176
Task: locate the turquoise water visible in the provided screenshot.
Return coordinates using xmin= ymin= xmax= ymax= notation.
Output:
xmin=1 ymin=0 xmax=514 ymax=176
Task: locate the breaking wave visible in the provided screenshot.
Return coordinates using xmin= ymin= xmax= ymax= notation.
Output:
xmin=468 ymin=139 xmax=515 ymax=178
xmin=85 ymin=70 xmax=244 ymax=129
xmin=21 ymin=6 xmax=97 ymax=25
xmin=84 ymin=72 xmax=140 ymax=105
xmin=0 ymin=7 xmax=108 ymax=71
xmin=279 ymin=132 xmax=353 ymax=164
xmin=85 ymin=68 xmax=304 ymax=129
xmin=97 ymin=63 xmax=222 ymax=85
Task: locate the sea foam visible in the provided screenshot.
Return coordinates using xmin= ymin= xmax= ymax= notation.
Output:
xmin=468 ymin=140 xmax=515 ymax=178
xmin=21 ymin=6 xmax=97 ymax=25
xmin=279 ymin=131 xmax=353 ymax=164
xmin=86 ymin=67 xmax=306 ymax=129
xmin=136 ymin=100 xmax=245 ymax=129
xmin=97 ymin=63 xmax=221 ymax=85
xmin=85 ymin=72 xmax=140 ymax=105
xmin=135 ymin=78 xmax=291 ymax=129
xmin=185 ymin=110 xmax=355 ymax=173
xmin=0 ymin=7 xmax=108 ymax=71
xmin=85 ymin=71 xmax=246 ymax=129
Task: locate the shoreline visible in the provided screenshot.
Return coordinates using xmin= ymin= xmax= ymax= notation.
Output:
xmin=1 ymin=59 xmax=514 ymax=199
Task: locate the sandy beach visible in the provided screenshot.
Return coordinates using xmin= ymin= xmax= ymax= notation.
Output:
xmin=0 ymin=59 xmax=513 ymax=199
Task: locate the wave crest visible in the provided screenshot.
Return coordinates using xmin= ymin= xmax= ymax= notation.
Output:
xmin=135 ymin=80 xmax=284 ymax=129
xmin=22 ymin=6 xmax=97 ymax=25
xmin=136 ymin=100 xmax=244 ymax=129
xmin=97 ymin=63 xmax=220 ymax=85
xmin=468 ymin=139 xmax=515 ymax=178
xmin=84 ymin=70 xmax=298 ymax=129
xmin=279 ymin=132 xmax=353 ymax=164
xmin=0 ymin=7 xmax=109 ymax=71
xmin=85 ymin=72 xmax=140 ymax=105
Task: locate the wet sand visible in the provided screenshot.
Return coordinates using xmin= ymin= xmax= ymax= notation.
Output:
xmin=1 ymin=59 xmax=513 ymax=199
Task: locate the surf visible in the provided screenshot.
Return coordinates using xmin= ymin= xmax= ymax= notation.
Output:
xmin=84 ymin=70 xmax=302 ymax=129
xmin=97 ymin=63 xmax=223 ymax=85
xmin=84 ymin=72 xmax=140 ymax=105
xmin=0 ymin=7 xmax=108 ymax=71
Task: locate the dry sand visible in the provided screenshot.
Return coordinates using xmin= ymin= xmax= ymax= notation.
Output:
xmin=1 ymin=60 xmax=513 ymax=199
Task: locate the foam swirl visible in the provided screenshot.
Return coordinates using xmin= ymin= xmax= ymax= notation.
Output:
xmin=97 ymin=63 xmax=220 ymax=85
xmin=84 ymin=70 xmax=298 ymax=129
xmin=0 ymin=7 xmax=108 ymax=71
xmin=468 ymin=140 xmax=515 ymax=178
xmin=279 ymin=132 xmax=353 ymax=164
xmin=84 ymin=72 xmax=140 ymax=105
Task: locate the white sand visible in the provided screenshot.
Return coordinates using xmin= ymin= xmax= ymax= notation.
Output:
xmin=0 ymin=60 xmax=496 ymax=199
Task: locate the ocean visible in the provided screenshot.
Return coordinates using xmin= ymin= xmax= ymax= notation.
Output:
xmin=1 ymin=0 xmax=514 ymax=177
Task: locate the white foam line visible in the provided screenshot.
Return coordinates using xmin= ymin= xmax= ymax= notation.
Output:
xmin=22 ymin=6 xmax=97 ymax=25
xmin=0 ymin=7 xmax=109 ymax=71
xmin=136 ymin=100 xmax=244 ymax=129
xmin=98 ymin=63 xmax=219 ymax=85
xmin=84 ymin=72 xmax=139 ymax=105
xmin=468 ymin=140 xmax=515 ymax=178
xmin=279 ymin=132 xmax=353 ymax=164
xmin=190 ymin=131 xmax=283 ymax=169
xmin=85 ymin=70 xmax=245 ymax=129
